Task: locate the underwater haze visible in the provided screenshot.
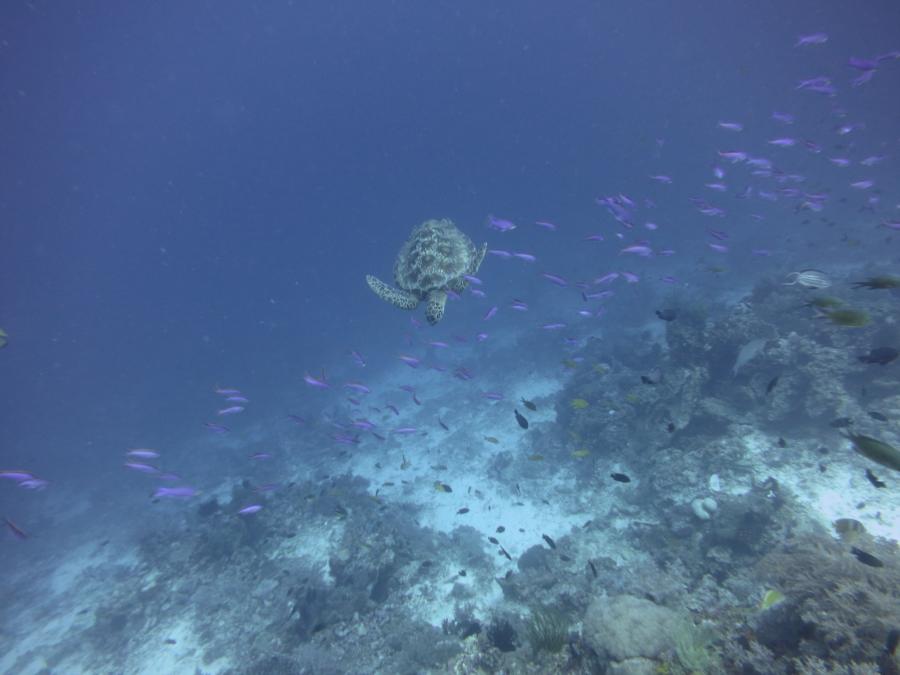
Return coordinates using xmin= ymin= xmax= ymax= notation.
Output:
xmin=2 ymin=1 xmax=900 ymax=673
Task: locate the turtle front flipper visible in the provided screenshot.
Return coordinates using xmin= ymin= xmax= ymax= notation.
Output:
xmin=473 ymin=242 xmax=488 ymax=274
xmin=366 ymin=275 xmax=419 ymax=310
xmin=424 ymin=290 xmax=448 ymax=325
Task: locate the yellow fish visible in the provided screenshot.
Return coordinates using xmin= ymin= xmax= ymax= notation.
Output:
xmin=434 ymin=481 xmax=453 ymax=493
xmin=527 ymin=454 xmax=544 ymax=461
xmin=484 ymin=436 xmax=500 ymax=444
xmin=571 ymin=449 xmax=590 ymax=459
xmin=570 ymin=398 xmax=589 ymax=410
xmin=759 ymin=589 xmax=784 ymax=610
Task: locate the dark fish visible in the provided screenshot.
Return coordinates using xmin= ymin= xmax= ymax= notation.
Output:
xmin=521 ymin=398 xmax=537 ymax=411
xmin=610 ymin=473 xmax=631 ymax=483
xmin=514 ymin=409 xmax=529 ymax=429
xmin=766 ymin=376 xmax=780 ymax=394
xmin=438 ymin=418 xmax=449 ymax=431
xmin=542 ymin=534 xmax=556 ymax=549
xmin=164 ymin=638 xmax=177 ymax=645
xmin=830 ymin=417 xmax=853 ymax=428
xmin=887 ymin=628 xmax=900 ymax=656
xmin=559 ymin=554 xmax=572 ymax=562
xmin=488 ymin=536 xmax=499 ymax=545
xmin=3 ymin=517 xmax=27 ymax=540
xmin=588 ymin=560 xmax=598 ymax=578
xmin=777 ymin=438 xmax=787 ymax=448
xmin=850 ymin=546 xmax=884 ymax=568
xmin=458 ymin=569 xmax=467 ymax=577
xmin=499 ymin=545 xmax=512 ymax=561
xmin=666 ymin=422 xmax=676 ymax=433
xmin=457 ymin=507 xmax=470 ymax=515
xmin=865 ymin=468 xmax=886 ymax=488
xmin=858 ymin=347 xmax=899 ymax=365
xmin=655 ymin=309 xmax=677 ymax=322
xmin=496 ymin=526 xmax=505 ymax=533
xmin=640 ymin=375 xmax=656 ymax=385
xmin=868 ymin=411 xmax=888 ymax=422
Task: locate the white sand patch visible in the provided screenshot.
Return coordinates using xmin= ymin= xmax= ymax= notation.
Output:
xmin=738 ymin=432 xmax=899 ymax=541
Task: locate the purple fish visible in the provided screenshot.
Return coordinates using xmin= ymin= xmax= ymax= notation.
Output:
xmin=127 ymin=449 xmax=160 ymax=459
xmin=204 ymin=422 xmax=230 ymax=434
xmin=620 ymin=245 xmax=652 ymax=256
xmin=795 ymin=32 xmax=828 ymax=47
xmin=217 ymin=406 xmax=245 ymax=416
xmin=594 ymin=272 xmax=619 ymax=285
xmin=717 ymin=150 xmax=747 ymax=163
xmin=771 ymin=111 xmax=794 ymax=124
xmin=483 ymin=306 xmax=498 ymax=321
xmin=541 ymin=273 xmax=568 ymax=286
xmin=708 ymin=243 xmax=729 ymax=253
xmin=585 ymin=234 xmax=605 ymax=242
xmin=649 ymin=175 xmax=672 ymax=184
xmin=238 ymin=504 xmax=263 ymax=515
xmin=153 ymin=486 xmax=198 ymax=499
xmin=488 ymin=249 xmax=512 ymax=258
xmin=303 ymin=372 xmax=329 ymax=389
xmin=250 ymin=452 xmax=272 ymax=460
xmin=850 ymin=180 xmax=874 ymax=189
xmin=717 ymin=121 xmax=743 ymax=131
xmin=17 ymin=478 xmax=49 ymax=491
xmin=620 ymin=272 xmax=639 ymax=283
xmin=0 ymin=470 xmax=36 ymax=482
xmin=542 ymin=323 xmax=567 ymax=330
xmin=125 ymin=462 xmax=160 ymax=474
xmin=386 ymin=404 xmax=400 ymax=416
xmin=534 ymin=221 xmax=557 ymax=230
xmin=512 ymin=252 xmax=537 ymax=262
xmin=344 ymin=382 xmax=371 ymax=394
xmin=829 ymin=158 xmax=851 ymax=167
xmin=463 ymin=275 xmax=482 ymax=285
xmin=476 ymin=332 xmax=489 ymax=342
xmin=482 ymin=392 xmax=504 ymax=401
xmin=486 ymin=215 xmax=516 ymax=232
xmin=398 ymin=354 xmax=420 ymax=368
xmin=214 ymin=387 xmax=241 ymax=395
xmin=287 ymin=414 xmax=306 ymax=426
xmin=349 ymin=349 xmax=367 ymax=367
xmin=392 ymin=427 xmax=419 ymax=435
xmin=768 ymin=137 xmax=796 ymax=147
xmin=510 ymin=300 xmax=529 ymax=311
xmin=848 ymin=56 xmax=879 ymax=71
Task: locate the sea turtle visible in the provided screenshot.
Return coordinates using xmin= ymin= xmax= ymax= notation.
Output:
xmin=366 ymin=218 xmax=487 ymax=325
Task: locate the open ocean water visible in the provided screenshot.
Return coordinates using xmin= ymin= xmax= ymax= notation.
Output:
xmin=1 ymin=2 xmax=899 ymax=673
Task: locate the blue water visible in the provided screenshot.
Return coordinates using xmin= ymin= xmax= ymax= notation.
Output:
xmin=2 ymin=1 xmax=899 ymax=672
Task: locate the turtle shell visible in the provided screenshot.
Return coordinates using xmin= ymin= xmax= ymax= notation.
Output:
xmin=393 ymin=219 xmax=477 ymax=296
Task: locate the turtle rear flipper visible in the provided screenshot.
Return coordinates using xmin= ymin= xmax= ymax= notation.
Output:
xmin=366 ymin=275 xmax=419 ymax=310
xmin=424 ymin=290 xmax=448 ymax=325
